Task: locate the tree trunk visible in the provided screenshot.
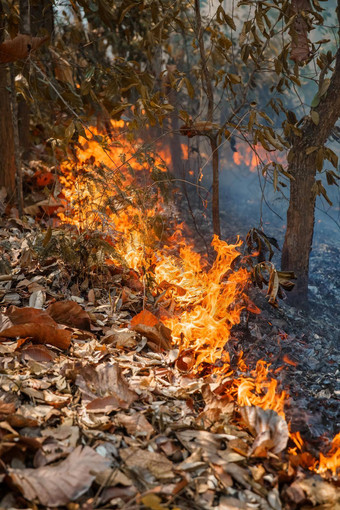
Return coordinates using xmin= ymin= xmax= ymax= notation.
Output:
xmin=0 ymin=66 xmax=16 ymax=201
xmin=210 ymin=137 xmax=221 ymax=237
xmin=281 ymin=152 xmax=316 ymax=305
xmin=0 ymin=6 xmax=16 ymax=202
xmin=282 ymin=46 xmax=340 ymax=304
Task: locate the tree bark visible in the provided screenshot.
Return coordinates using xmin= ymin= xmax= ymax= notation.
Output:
xmin=282 ymin=46 xmax=340 ymax=305
xmin=0 ymin=6 xmax=16 ymax=202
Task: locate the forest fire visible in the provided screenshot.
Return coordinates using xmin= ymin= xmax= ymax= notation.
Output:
xmin=57 ymin=125 xmax=339 ymax=478
xmin=232 ymin=142 xmax=286 ymax=173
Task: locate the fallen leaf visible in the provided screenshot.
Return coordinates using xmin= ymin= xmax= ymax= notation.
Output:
xmin=76 ymin=363 xmax=138 ymax=412
xmin=0 ymin=400 xmax=16 ymax=416
xmin=47 ymin=301 xmax=91 ymax=331
xmin=8 ymin=445 xmax=110 ymax=507
xmin=29 ymin=290 xmax=46 ymax=309
xmin=120 ymin=447 xmax=173 ymax=481
xmin=240 ymin=406 xmax=289 ymax=456
xmin=0 ymin=324 xmax=71 ymax=350
xmin=130 ymin=309 xmax=171 ymax=350
xmin=0 ymin=34 xmax=49 ymax=63
xmin=7 ymin=306 xmax=56 ymax=327
xmin=20 ymin=344 xmax=55 ymax=362
xmin=115 ymin=412 xmax=154 ymax=438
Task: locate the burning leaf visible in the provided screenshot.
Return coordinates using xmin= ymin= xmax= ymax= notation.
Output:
xmin=0 ymin=34 xmax=49 ymax=63
xmin=47 ymin=301 xmax=91 ymax=331
xmin=0 ymin=324 xmax=71 ymax=350
xmin=130 ymin=309 xmax=172 ymax=350
xmin=76 ymin=363 xmax=138 ymax=412
xmin=8 ymin=445 xmax=110 ymax=507
xmin=240 ymin=406 xmax=289 ymax=456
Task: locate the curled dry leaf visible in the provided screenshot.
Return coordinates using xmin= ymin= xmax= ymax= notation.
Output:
xmin=8 ymin=445 xmax=110 ymax=507
xmin=0 ymin=324 xmax=71 ymax=350
xmin=130 ymin=309 xmax=172 ymax=350
xmin=0 ymin=34 xmax=49 ymax=63
xmin=76 ymin=363 xmax=138 ymax=413
xmin=240 ymin=406 xmax=289 ymax=456
xmin=47 ymin=301 xmax=91 ymax=331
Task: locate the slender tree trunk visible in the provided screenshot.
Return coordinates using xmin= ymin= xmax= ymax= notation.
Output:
xmin=281 ymin=153 xmax=317 ymax=304
xmin=282 ymin=46 xmax=340 ymax=304
xmin=194 ymin=0 xmax=221 ymax=237
xmin=210 ymin=136 xmax=220 ymax=237
xmin=0 ymin=6 xmax=16 ymax=202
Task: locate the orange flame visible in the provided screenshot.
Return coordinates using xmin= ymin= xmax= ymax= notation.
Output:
xmin=317 ymin=433 xmax=340 ymax=476
xmin=57 ymin=124 xmax=288 ymax=422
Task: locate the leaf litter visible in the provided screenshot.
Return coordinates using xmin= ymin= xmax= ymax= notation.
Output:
xmin=0 ymin=220 xmax=339 ymax=509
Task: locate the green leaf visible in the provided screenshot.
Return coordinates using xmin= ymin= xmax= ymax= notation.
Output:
xmin=311 ymin=111 xmax=319 ymax=125
xmin=319 ymin=78 xmax=330 ymax=97
xmin=311 ymin=93 xmax=320 ymax=108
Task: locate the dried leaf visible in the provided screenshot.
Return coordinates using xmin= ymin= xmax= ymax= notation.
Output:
xmin=0 ymin=34 xmax=49 ymax=63
xmin=7 ymin=306 xmax=56 ymax=327
xmin=47 ymin=301 xmax=91 ymax=331
xmin=20 ymin=344 xmax=55 ymax=362
xmin=0 ymin=324 xmax=71 ymax=350
xmin=240 ymin=406 xmax=289 ymax=456
xmin=120 ymin=447 xmax=173 ymax=481
xmin=29 ymin=290 xmax=46 ymax=309
xmin=76 ymin=363 xmax=138 ymax=412
xmin=9 ymin=445 xmax=110 ymax=507
xmin=0 ymin=400 xmax=16 ymax=416
xmin=130 ymin=309 xmax=171 ymax=350
xmin=115 ymin=412 xmax=154 ymax=438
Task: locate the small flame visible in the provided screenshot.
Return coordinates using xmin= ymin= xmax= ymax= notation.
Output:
xmin=317 ymin=433 xmax=340 ymax=476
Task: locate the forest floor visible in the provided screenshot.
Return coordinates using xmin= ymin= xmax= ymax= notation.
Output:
xmin=0 ymin=171 xmax=339 ymax=509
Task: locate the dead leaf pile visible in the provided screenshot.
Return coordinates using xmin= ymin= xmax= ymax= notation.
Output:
xmin=0 ymin=221 xmax=339 ymax=509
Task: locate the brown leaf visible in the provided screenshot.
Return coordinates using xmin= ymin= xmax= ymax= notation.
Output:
xmin=289 ymin=15 xmax=310 ymax=64
xmin=8 ymin=445 xmax=110 ymax=507
xmin=240 ymin=406 xmax=289 ymax=456
xmin=0 ymin=324 xmax=71 ymax=350
xmin=47 ymin=301 xmax=91 ymax=331
xmin=7 ymin=306 xmax=56 ymax=327
xmin=115 ymin=412 xmax=154 ymax=438
xmin=20 ymin=344 xmax=56 ymax=362
xmin=130 ymin=309 xmax=171 ymax=350
xmin=76 ymin=363 xmax=138 ymax=412
xmin=120 ymin=447 xmax=173 ymax=481
xmin=0 ymin=34 xmax=49 ymax=63
xmin=0 ymin=400 xmax=16 ymax=416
